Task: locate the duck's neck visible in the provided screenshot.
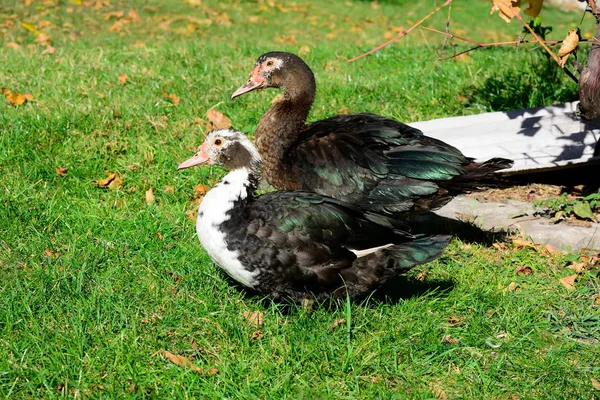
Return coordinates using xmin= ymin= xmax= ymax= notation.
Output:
xmin=197 ymin=166 xmax=259 ymax=229
xmin=255 ymin=81 xmax=315 ymax=190
xmin=196 ymin=165 xmax=260 ymax=288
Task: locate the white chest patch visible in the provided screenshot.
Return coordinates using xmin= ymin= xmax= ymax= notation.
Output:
xmin=196 ymin=169 xmax=258 ymax=288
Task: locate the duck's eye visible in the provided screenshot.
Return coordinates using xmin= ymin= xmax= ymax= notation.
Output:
xmin=214 ymin=138 xmax=222 ymax=146
xmin=266 ymin=60 xmax=274 ymax=67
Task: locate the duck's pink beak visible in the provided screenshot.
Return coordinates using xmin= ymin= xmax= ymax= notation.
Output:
xmin=177 ymin=143 xmax=210 ymax=170
xmin=231 ymin=65 xmax=266 ymax=99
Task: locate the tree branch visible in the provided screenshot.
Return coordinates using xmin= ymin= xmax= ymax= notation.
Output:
xmin=509 ymin=5 xmax=562 ymax=65
xmin=347 ymin=0 xmax=452 ymax=62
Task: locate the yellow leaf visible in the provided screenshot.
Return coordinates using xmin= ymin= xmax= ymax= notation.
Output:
xmin=490 ymin=0 xmax=521 ymax=23
xmin=20 ymin=21 xmax=37 ymax=32
xmin=558 ymin=29 xmax=579 ymax=67
xmin=523 ymin=0 xmax=543 ymax=17
xmin=2 ymin=87 xmax=33 ymax=106
xmin=559 ymin=273 xmax=577 ymax=290
xmin=206 ymin=109 xmax=231 ymax=129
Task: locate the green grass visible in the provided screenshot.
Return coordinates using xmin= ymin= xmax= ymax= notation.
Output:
xmin=1 ymin=0 xmax=599 ymax=398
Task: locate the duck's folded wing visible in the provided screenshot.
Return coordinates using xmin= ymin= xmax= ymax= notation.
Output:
xmin=288 ymin=113 xmax=473 ymax=207
xmin=246 ymin=191 xmax=412 ymax=255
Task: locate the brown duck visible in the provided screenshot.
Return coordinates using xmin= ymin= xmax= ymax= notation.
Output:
xmin=232 ymin=51 xmax=513 ymax=218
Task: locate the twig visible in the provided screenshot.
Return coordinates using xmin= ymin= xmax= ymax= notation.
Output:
xmin=422 ymin=26 xmax=562 ymax=48
xmin=348 ymin=0 xmax=452 ymax=62
xmin=509 ymin=5 xmax=562 ymax=65
xmin=439 ymin=1 xmax=453 ymax=53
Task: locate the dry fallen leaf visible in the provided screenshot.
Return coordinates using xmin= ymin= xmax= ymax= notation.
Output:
xmin=505 ymin=281 xmax=518 ymax=292
xmin=6 ymin=42 xmax=21 ymax=49
xmin=592 ymin=378 xmax=600 ymax=390
xmin=251 ymin=330 xmax=264 ymax=340
xmin=206 ymin=109 xmax=232 ymax=130
xmin=166 ymin=270 xmax=182 ymax=283
xmin=492 ymin=242 xmax=506 ymax=251
xmin=41 ymin=45 xmax=56 ymax=55
xmin=568 ymin=261 xmax=587 ymax=273
xmin=55 ymin=167 xmax=68 ymax=177
xmin=2 ymin=87 xmax=34 ymax=106
xmin=163 ymin=185 xmax=175 ymax=194
xmin=431 ymin=383 xmax=449 ymax=400
xmin=118 ymin=74 xmax=129 ymax=85
xmin=299 ymin=45 xmax=310 ymax=55
xmin=329 ymin=318 xmax=346 ymax=330
xmin=162 ymin=91 xmax=180 ymax=106
xmin=559 ymin=274 xmax=577 ymax=290
xmin=443 ymin=335 xmax=459 ymax=345
xmin=193 ymin=184 xmax=209 ymax=198
xmin=185 ymin=208 xmax=198 ymax=223
xmin=512 ymin=237 xmax=537 ymax=250
xmin=447 ymin=316 xmax=462 ymax=326
xmin=515 ymin=265 xmax=533 ymax=275
xmin=595 ymin=295 xmax=600 ymax=305
xmin=490 ymin=0 xmax=521 ymax=23
xmin=157 ymin=231 xmax=164 ymax=241
xmin=44 ymin=249 xmax=58 ymax=258
xmin=145 ymin=188 xmax=155 ymax=205
xmin=523 ymin=0 xmax=543 ymax=17
xmin=543 ymin=244 xmax=557 ymax=255
xmin=243 ymin=311 xmax=264 ymax=328
xmin=160 ymin=350 xmax=215 ymax=374
xmin=34 ymin=33 xmax=52 ymax=45
xmin=558 ymin=29 xmax=579 ymax=67
xmin=94 ymin=171 xmax=123 ymax=190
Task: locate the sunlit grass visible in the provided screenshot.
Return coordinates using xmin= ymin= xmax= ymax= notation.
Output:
xmin=1 ymin=0 xmax=598 ymax=398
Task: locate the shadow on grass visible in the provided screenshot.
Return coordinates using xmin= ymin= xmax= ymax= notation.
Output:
xmin=410 ymin=212 xmax=511 ymax=246
xmin=230 ymin=273 xmax=455 ymax=312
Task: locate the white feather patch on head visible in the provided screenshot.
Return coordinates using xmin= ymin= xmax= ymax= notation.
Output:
xmin=205 ymin=129 xmax=262 ymax=164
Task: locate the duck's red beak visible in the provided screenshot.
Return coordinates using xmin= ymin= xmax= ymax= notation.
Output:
xmin=231 ymin=65 xmax=266 ymax=99
xmin=177 ymin=143 xmax=210 ymax=170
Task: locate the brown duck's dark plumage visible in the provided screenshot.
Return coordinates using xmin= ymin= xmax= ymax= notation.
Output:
xmin=232 ymin=51 xmax=513 ymax=219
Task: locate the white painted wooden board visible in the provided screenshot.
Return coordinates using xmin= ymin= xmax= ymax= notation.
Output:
xmin=410 ymin=101 xmax=599 ymax=172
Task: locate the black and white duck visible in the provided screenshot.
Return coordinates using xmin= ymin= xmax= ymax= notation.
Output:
xmin=231 ymin=51 xmax=513 ymax=219
xmin=178 ymin=129 xmax=450 ymax=301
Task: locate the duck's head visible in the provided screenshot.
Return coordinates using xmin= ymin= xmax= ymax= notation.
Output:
xmin=231 ymin=51 xmax=315 ymax=100
xmin=177 ymin=129 xmax=261 ymax=171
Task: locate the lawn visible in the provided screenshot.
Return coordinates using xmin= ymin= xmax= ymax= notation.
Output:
xmin=1 ymin=0 xmax=599 ymax=398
